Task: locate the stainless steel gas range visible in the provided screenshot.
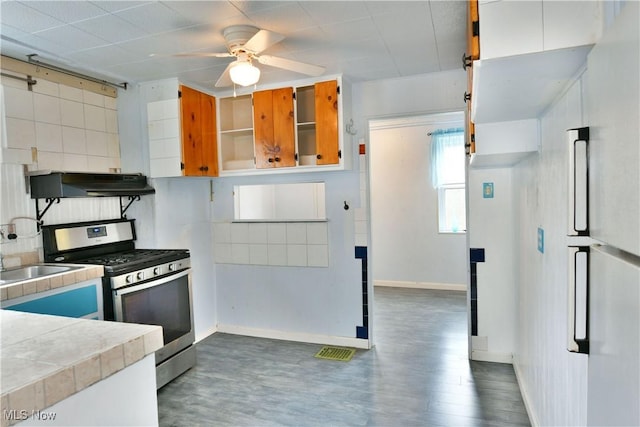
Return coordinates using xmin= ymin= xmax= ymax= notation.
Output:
xmin=41 ymin=218 xmax=196 ymax=389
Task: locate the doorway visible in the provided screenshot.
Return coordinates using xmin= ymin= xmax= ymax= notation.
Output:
xmin=367 ymin=112 xmax=468 ymax=346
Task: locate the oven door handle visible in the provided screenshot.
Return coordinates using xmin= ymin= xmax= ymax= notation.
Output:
xmin=114 ymin=268 xmax=192 ymax=296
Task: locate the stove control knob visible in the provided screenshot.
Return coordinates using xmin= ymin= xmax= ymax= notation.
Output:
xmin=153 ymin=267 xmax=160 ymax=276
xmin=136 ymin=272 xmax=144 ymax=281
xmin=168 ymin=263 xmax=175 ymax=272
xmin=126 ymin=275 xmax=133 ymax=284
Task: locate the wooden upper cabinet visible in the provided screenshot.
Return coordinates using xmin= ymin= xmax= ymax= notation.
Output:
xmin=179 ymin=85 xmax=218 ymax=176
xmin=253 ymin=87 xmax=295 ymax=168
xmin=314 ymin=80 xmax=340 ymax=165
xmin=467 ymin=0 xmax=480 ymax=61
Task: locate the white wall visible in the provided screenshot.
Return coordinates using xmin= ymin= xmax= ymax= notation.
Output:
xmin=467 ymin=166 xmax=517 ymax=362
xmin=369 ymin=114 xmax=466 ymax=287
xmin=512 ymin=68 xmax=589 ymax=427
xmin=211 ymin=170 xmax=362 ymax=344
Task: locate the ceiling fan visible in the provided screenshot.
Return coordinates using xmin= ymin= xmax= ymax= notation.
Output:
xmin=154 ymin=25 xmax=325 ymax=88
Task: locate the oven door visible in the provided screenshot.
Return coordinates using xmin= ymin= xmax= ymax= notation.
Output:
xmin=113 ymin=268 xmax=194 ymax=365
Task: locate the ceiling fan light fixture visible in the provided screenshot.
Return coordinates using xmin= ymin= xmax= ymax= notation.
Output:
xmin=229 ymin=60 xmax=260 ymax=86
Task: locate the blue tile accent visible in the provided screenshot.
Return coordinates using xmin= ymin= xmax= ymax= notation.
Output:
xmin=355 ymin=246 xmax=367 ymax=260
xmin=356 ymin=326 xmax=368 ymax=339
xmin=470 ymin=248 xmax=485 ymax=263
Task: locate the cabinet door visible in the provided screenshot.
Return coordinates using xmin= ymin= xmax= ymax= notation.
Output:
xmin=467 ymin=0 xmax=479 ymax=60
xmin=253 ymin=88 xmax=295 ymax=168
xmin=180 ymin=85 xmax=219 ymax=177
xmin=200 ymin=92 xmax=219 ymax=176
xmin=3 ymin=281 xmax=102 ymax=319
xmin=314 ymin=80 xmax=340 ymax=165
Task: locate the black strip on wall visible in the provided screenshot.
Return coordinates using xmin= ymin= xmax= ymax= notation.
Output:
xmin=355 ymin=246 xmax=368 ymax=339
xmin=469 ymin=248 xmax=485 ymax=337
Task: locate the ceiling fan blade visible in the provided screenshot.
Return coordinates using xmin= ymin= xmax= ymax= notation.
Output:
xmin=150 ymin=52 xmax=233 ymax=58
xmin=243 ymin=30 xmax=285 ymax=54
xmin=215 ymin=62 xmax=234 ymax=87
xmin=256 ymin=55 xmax=325 ymax=76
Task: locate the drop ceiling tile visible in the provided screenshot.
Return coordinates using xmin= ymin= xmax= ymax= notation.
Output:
xmin=20 ymin=1 xmax=108 ymax=24
xmin=115 ymin=2 xmax=192 ymax=34
xmin=90 ymin=1 xmax=151 ymax=14
xmin=163 ymin=1 xmax=241 ymax=26
xmin=72 ymin=14 xmax=149 ymax=44
xmin=33 ymin=25 xmax=110 ymax=52
xmin=299 ymin=1 xmax=371 ymax=26
xmin=0 ymin=1 xmax=65 ymax=33
xmin=245 ymin=3 xmax=317 ymax=33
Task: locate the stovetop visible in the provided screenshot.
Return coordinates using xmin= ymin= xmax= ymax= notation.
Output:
xmin=76 ymin=249 xmax=190 ymax=275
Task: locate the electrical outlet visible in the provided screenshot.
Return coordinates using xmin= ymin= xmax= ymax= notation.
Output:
xmin=0 ymin=224 xmax=16 ymax=243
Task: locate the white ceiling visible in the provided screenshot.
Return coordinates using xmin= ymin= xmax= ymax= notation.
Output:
xmin=0 ymin=1 xmax=468 ymax=90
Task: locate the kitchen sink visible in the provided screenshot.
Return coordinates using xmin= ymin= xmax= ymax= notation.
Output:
xmin=0 ymin=264 xmax=82 ymax=285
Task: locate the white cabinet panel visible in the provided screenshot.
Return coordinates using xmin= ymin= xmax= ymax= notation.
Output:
xmin=543 ymin=1 xmax=601 ymax=51
xmin=587 ymin=1 xmax=640 ymax=256
xmin=479 ymin=0 xmax=543 ymax=59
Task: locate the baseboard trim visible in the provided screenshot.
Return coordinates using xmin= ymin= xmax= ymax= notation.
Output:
xmin=375 ymin=280 xmax=466 ymax=292
xmin=216 ymin=324 xmax=371 ymax=349
xmin=471 ymin=350 xmax=513 ymax=364
xmin=512 ymin=354 xmax=540 ymax=427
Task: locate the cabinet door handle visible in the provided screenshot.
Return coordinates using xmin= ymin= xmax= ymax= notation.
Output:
xmin=567 ymin=127 xmax=590 ymax=236
xmin=463 ymin=92 xmax=471 ymax=103
xmin=462 ymin=52 xmax=473 ymax=70
xmin=316 ymin=154 xmax=322 ymax=160
xmin=567 ymin=246 xmax=589 ymax=354
xmin=274 ymin=157 xmax=280 ymax=162
xmin=268 ymin=158 xmax=274 ymax=163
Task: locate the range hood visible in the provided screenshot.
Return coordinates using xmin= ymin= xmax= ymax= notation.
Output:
xmin=29 ymin=171 xmax=155 ymax=198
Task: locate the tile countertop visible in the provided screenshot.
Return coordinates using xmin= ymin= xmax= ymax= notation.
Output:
xmin=0 ymin=310 xmax=163 ymax=426
xmin=0 ymin=265 xmax=105 ymax=302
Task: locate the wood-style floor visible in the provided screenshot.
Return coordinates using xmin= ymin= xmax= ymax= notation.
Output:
xmin=157 ymin=287 xmax=530 ymax=426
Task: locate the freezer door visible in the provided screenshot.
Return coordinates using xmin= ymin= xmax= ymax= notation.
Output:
xmin=586 ymin=1 xmax=640 ymax=256
xmin=587 ymin=245 xmax=640 ymax=426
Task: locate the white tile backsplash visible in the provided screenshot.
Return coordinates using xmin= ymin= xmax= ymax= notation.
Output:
xmin=6 ymin=117 xmax=36 ymax=149
xmin=84 ymin=104 xmax=106 ymax=131
xmin=33 ymin=93 xmax=61 ymax=125
xmin=287 ymin=244 xmax=308 ymax=267
xmin=62 ymin=126 xmax=87 ymax=154
xmin=86 ymin=130 xmax=109 ymax=157
xmin=231 ymin=243 xmax=250 ymax=264
xmin=286 ymin=223 xmax=306 ymax=244
xmin=249 ymin=244 xmax=268 ymax=265
xmin=230 ymin=222 xmax=250 ymax=244
xmin=249 ymin=223 xmax=268 ymax=244
xmin=306 ymin=223 xmax=328 ymax=244
xmin=3 ymin=79 xmax=119 ymax=174
xmin=4 ymin=86 xmax=34 ymax=120
xmin=35 ymin=122 xmax=63 ymax=152
xmin=267 ymin=244 xmax=287 ymax=266
xmin=60 ymin=99 xmax=85 ymax=128
xmin=267 ymin=223 xmax=286 ymax=244
xmin=214 ymin=221 xmax=329 ymax=267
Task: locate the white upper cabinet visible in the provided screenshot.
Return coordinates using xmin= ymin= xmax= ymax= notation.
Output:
xmin=479 ymin=0 xmax=600 ymax=60
xmin=472 ymin=0 xmax=602 ymax=124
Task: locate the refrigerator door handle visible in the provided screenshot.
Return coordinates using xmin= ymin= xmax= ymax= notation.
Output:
xmin=567 ymin=246 xmax=590 ymax=354
xmin=567 ymin=127 xmax=590 ymax=236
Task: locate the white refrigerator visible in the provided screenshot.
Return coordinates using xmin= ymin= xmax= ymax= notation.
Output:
xmin=566 ymin=3 xmax=640 ymax=426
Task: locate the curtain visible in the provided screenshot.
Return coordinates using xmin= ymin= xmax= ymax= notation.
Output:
xmin=430 ymin=128 xmax=465 ymax=188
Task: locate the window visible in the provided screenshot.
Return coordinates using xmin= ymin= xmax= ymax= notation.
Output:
xmin=430 ymin=129 xmax=466 ymax=233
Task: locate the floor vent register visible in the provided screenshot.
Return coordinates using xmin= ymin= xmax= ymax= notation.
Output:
xmin=314 ymin=346 xmax=356 ymax=362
